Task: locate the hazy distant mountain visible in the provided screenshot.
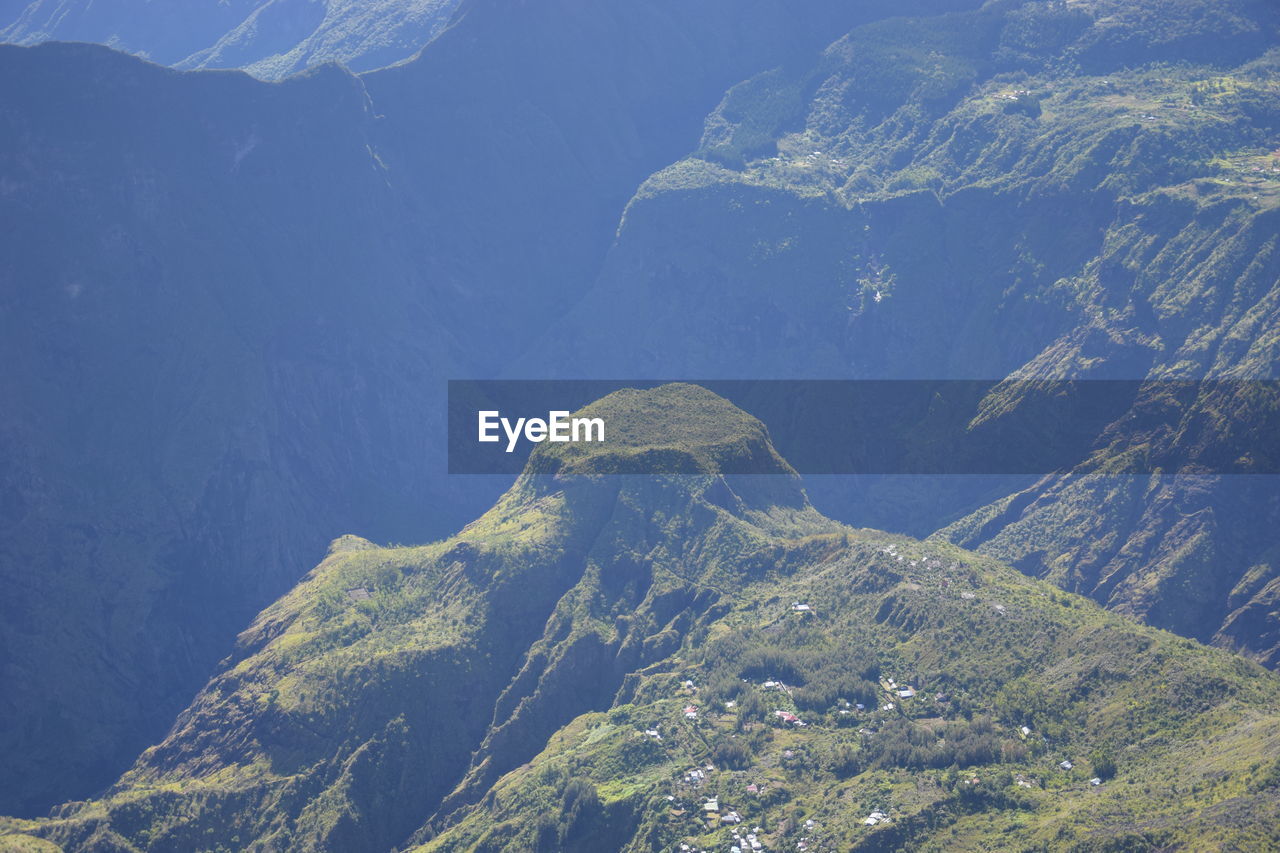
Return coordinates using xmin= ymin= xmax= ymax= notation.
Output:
xmin=0 ymin=0 xmax=462 ymax=78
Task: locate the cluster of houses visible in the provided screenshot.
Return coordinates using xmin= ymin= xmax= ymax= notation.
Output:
xmin=680 ymin=765 xmax=713 ymax=788
xmin=670 ymin=795 xmax=764 ymax=852
xmin=793 ymin=818 xmax=820 ymax=851
xmin=994 ymin=89 xmax=1033 ymax=102
xmin=879 ymin=543 xmax=959 ymax=575
xmin=700 ymin=798 xmax=746 ymax=828
xmin=658 ymin=566 xmax=1121 ymax=849
xmin=879 ymin=542 xmax=940 ymax=567
xmin=763 ymin=151 xmax=846 ymax=170
xmin=881 ymin=544 xmax=906 ymax=564
xmin=880 ymin=676 xmax=916 ymax=700
xmin=1057 ymin=759 xmax=1103 ymax=785
xmin=728 ymin=828 xmax=766 ymax=852
xmin=678 ymin=680 xmax=702 ymax=719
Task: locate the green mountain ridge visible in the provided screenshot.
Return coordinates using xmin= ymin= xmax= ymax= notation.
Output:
xmin=4 ymin=0 xmax=1280 ymax=827
xmin=5 ymin=386 xmax=1280 ymax=852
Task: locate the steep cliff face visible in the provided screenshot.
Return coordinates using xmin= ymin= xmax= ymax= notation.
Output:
xmin=531 ymin=0 xmax=1280 ymax=383
xmin=936 ymin=196 xmax=1280 ymax=663
xmin=518 ymin=0 xmax=1280 ymax=663
xmin=359 ymin=0 xmax=969 ymax=359
xmin=0 ymin=42 xmax=471 ymax=816
xmin=9 ymin=388 xmax=1280 ymax=852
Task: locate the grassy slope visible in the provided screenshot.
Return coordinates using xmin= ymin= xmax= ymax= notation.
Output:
xmin=417 ymin=526 xmax=1280 ymax=852
xmin=6 ymin=387 xmax=1280 ymax=852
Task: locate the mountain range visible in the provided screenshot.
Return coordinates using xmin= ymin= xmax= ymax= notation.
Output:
xmin=1 ymin=0 xmax=1279 ymax=836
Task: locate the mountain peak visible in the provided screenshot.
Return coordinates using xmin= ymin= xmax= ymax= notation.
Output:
xmin=524 ymin=383 xmax=797 ymax=478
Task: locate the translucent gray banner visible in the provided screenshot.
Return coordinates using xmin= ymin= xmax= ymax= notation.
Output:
xmin=447 ymin=380 xmax=1280 ymax=476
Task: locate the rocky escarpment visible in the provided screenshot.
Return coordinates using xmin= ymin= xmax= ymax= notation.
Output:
xmin=519 ymin=0 xmax=1280 ymax=664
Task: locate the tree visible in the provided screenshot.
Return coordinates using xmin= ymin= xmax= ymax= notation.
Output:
xmin=830 ymin=743 xmax=861 ymax=779
xmin=1089 ymin=747 xmax=1117 ymax=781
